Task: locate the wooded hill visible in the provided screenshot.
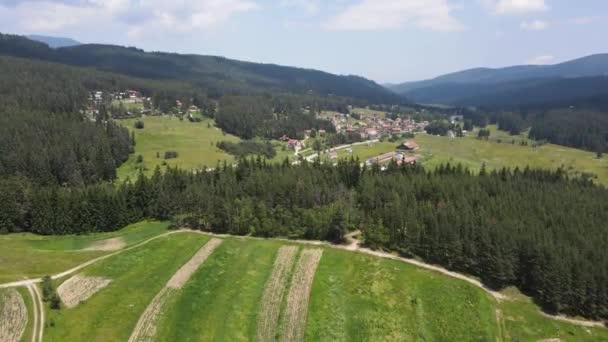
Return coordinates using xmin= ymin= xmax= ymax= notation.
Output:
xmin=389 ymin=54 xmax=608 ymax=108
xmin=0 ymin=33 xmax=402 ymax=104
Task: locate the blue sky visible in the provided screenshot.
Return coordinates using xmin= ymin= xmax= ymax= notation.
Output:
xmin=0 ymin=0 xmax=606 ymax=82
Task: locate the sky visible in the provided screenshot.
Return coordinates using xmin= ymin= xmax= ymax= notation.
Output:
xmin=0 ymin=0 xmax=606 ymax=83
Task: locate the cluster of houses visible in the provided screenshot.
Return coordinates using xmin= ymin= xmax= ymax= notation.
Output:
xmin=330 ymin=113 xmax=429 ymax=140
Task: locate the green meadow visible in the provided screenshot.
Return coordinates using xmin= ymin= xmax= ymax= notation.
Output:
xmin=0 ymin=221 xmax=169 ymax=283
xmin=3 ymin=222 xmax=607 ymax=341
xmin=45 ymin=232 xmax=209 ymax=342
xmin=116 ymin=116 xmax=240 ymax=181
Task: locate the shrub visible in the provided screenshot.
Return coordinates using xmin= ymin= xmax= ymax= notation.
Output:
xmin=164 ymin=151 xmax=179 ymax=159
xmin=134 ymin=120 xmax=145 ymax=129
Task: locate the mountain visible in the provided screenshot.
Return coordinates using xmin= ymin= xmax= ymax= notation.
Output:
xmin=27 ymin=35 xmax=81 ymax=48
xmin=0 ymin=33 xmax=401 ymax=104
xmin=390 ymin=54 xmax=608 ymax=107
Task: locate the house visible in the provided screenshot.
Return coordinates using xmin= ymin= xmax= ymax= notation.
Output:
xmin=367 ymin=151 xmax=397 ymax=165
xmin=403 ymin=155 xmax=418 ymax=164
xmin=398 ymin=140 xmax=419 ymax=151
xmin=366 ymin=129 xmax=379 ymax=139
xmin=128 ymin=90 xmax=142 ymax=99
xmin=279 ymin=135 xmax=290 ymax=142
xmin=287 ymin=139 xmax=303 ymax=149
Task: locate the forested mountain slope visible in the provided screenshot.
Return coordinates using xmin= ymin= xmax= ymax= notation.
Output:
xmin=389 ymin=54 xmax=608 ymax=107
xmin=0 ymin=33 xmax=402 ymax=104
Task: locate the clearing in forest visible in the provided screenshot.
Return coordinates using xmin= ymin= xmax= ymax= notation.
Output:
xmin=256 ymin=246 xmax=298 ymax=342
xmin=57 ymin=274 xmax=112 ymax=308
xmin=0 ymin=289 xmax=28 ymax=342
xmin=84 ymin=237 xmax=126 ymax=251
xmin=279 ymin=249 xmax=323 ymax=342
xmin=128 ymin=238 xmax=222 ymax=342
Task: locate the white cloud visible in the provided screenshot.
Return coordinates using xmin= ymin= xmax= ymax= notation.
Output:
xmin=324 ymin=0 xmax=464 ymax=32
xmin=520 ymin=19 xmax=548 ymax=30
xmin=482 ymin=0 xmax=548 ymax=15
xmin=527 ymin=55 xmax=554 ymax=65
xmin=0 ymin=0 xmax=258 ymax=34
xmin=281 ymin=0 xmax=320 ymax=14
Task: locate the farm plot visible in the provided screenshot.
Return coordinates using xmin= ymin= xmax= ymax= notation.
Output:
xmin=57 ymin=274 xmax=112 ymax=308
xmin=129 ymin=238 xmax=222 ymax=342
xmin=155 ymin=238 xmax=282 ymax=341
xmin=256 ymin=246 xmax=298 ymax=342
xmin=279 ymin=249 xmax=323 ymax=342
xmin=0 ymin=288 xmax=27 ymax=342
xmin=44 ymin=233 xmax=209 ymax=342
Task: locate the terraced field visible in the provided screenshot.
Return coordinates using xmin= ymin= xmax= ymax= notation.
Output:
xmin=1 ymin=221 xmax=607 ymax=341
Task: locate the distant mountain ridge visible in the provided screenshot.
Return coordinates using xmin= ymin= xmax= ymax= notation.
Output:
xmin=389 ymin=54 xmax=608 ymax=107
xmin=0 ymin=33 xmax=402 ymax=104
xmin=27 ymin=35 xmax=81 ymax=48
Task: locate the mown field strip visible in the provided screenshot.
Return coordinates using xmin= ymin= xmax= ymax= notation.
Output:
xmin=0 ymin=289 xmax=28 ymax=342
xmin=279 ymin=249 xmax=323 ymax=342
xmin=128 ymin=238 xmax=222 ymax=342
xmin=256 ymin=246 xmax=298 ymax=342
xmin=57 ymin=274 xmax=112 ymax=308
xmin=166 ymin=238 xmax=223 ymax=289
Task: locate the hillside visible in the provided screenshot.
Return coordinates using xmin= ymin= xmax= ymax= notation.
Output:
xmin=27 ymin=35 xmax=81 ymax=48
xmin=390 ymin=53 xmax=608 ymax=107
xmin=1 ymin=221 xmax=607 ymax=341
xmin=0 ymin=33 xmax=402 ymax=104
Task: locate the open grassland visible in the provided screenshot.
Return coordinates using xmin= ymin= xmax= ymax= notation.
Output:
xmin=352 ymin=107 xmax=387 ymax=118
xmin=497 ymin=288 xmax=608 ymax=341
xmin=306 ymin=248 xmax=498 ymax=341
xmin=3 ymin=223 xmax=608 ymax=341
xmin=155 ymin=238 xmax=282 ymax=341
xmin=111 ymin=100 xmax=144 ymax=112
xmin=117 ymin=116 xmax=240 ymax=180
xmin=417 ymin=127 xmax=608 ymax=185
xmin=45 ymin=233 xmax=209 ymax=342
xmin=0 ymin=221 xmax=169 ymax=283
xmin=326 ymin=141 xmax=399 ymax=162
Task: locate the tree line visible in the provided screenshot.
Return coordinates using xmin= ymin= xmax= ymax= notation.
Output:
xmin=0 ymin=159 xmax=606 ymax=320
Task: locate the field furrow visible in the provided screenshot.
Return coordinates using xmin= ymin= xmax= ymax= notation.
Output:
xmin=280 ymin=249 xmax=323 ymax=342
xmin=57 ymin=274 xmax=112 ymax=308
xmin=0 ymin=289 xmax=28 ymax=342
xmin=129 ymin=238 xmax=222 ymax=342
xmin=128 ymin=288 xmax=174 ymax=342
xmin=256 ymin=245 xmax=298 ymax=342
xmin=167 ymin=238 xmax=223 ymax=289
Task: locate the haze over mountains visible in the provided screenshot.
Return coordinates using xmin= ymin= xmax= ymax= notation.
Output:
xmin=27 ymin=35 xmax=81 ymax=48
xmin=389 ymin=54 xmax=608 ymax=108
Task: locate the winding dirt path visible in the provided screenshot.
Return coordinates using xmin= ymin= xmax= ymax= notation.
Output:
xmin=25 ymin=283 xmax=43 ymax=342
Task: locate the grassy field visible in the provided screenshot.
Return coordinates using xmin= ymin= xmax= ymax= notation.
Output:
xmin=0 ymin=221 xmax=169 ymax=283
xmin=116 ymin=116 xmax=240 ymax=181
xmin=45 ymin=233 xmax=209 ymax=342
xmin=306 ymin=248 xmax=498 ymax=341
xmin=417 ymin=126 xmax=608 ymax=185
xmin=156 ymin=238 xmax=282 ymax=341
xmin=325 ymin=141 xmax=399 ymax=162
xmin=319 ymin=125 xmax=608 ymax=185
xmin=3 ymin=222 xmax=607 ymax=341
xmin=111 ymin=100 xmax=144 ymax=112
xmin=352 ymin=107 xmax=387 ymax=118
